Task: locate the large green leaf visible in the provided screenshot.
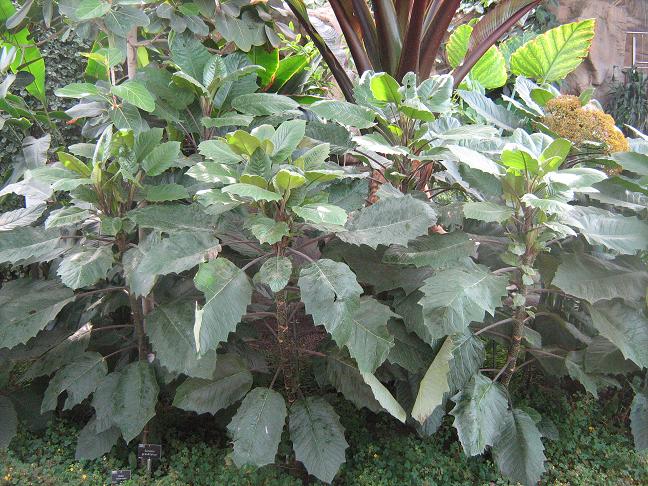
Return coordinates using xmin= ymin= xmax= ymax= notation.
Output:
xmin=308 ymin=100 xmax=376 ymax=129
xmin=227 ymin=387 xmax=287 ymax=467
xmin=57 ymin=246 xmax=114 ymax=290
xmin=382 ymin=232 xmax=476 ymax=268
xmin=254 ymin=256 xmax=292 ymax=293
xmin=0 ymin=279 xmax=74 ymax=349
xmin=146 ymin=301 xmax=218 ymax=379
xmin=222 ymin=183 xmax=282 ymax=202
xmin=173 ymin=354 xmax=253 ymax=414
xmin=360 ymin=372 xmax=407 ymax=423
xmin=386 ymin=320 xmax=431 ymax=373
xmin=338 ymin=195 xmax=436 ymax=249
xmin=92 ymin=372 xmax=120 ymax=433
xmin=463 ymin=202 xmax=513 ymax=223
xmin=0 ymin=396 xmax=17 ymax=448
xmin=41 ymin=352 xmax=107 ymax=412
xmin=419 ymin=260 xmax=508 ymax=338
xmin=127 ymin=204 xmax=218 ymax=232
xmin=588 ymin=301 xmax=648 ymax=369
xmin=141 ymin=141 xmax=181 ymax=176
xmin=492 ymin=409 xmax=546 ymax=486
xmin=271 ymin=119 xmax=305 ymax=161
xmin=553 ymin=254 xmax=648 ymax=303
xmin=75 ymin=418 xmax=120 ymax=460
xmin=412 ymin=336 xmax=453 ymax=424
xmin=631 ymin=391 xmax=648 ymax=450
xmin=246 ymin=214 xmax=289 ymax=245
xmin=560 ymin=206 xmax=648 ymax=255
xmin=292 ymin=204 xmax=348 ymax=228
xmin=111 ymin=80 xmax=155 ymax=112
xmin=300 ymin=260 xmax=394 ymax=372
xmin=457 ymin=90 xmax=522 ymax=131
xmin=194 ymin=259 xmax=253 ymax=354
xmin=510 ymin=19 xmax=596 ymax=83
xmin=112 ymin=361 xmax=159 ymax=443
xmin=450 ymin=373 xmax=509 ymax=456
xmin=0 ymin=204 xmax=45 ymax=231
xmin=448 ymin=330 xmax=486 ymax=391
xmin=289 ymin=397 xmax=348 ymax=484
xmin=128 ymin=232 xmax=220 ymax=297
xmin=0 ymin=226 xmax=64 ymax=264
xmin=231 ymin=93 xmax=299 ymax=115
xmin=613 ymin=151 xmax=648 ymax=176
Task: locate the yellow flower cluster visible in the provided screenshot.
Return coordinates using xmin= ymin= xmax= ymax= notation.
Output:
xmin=542 ymin=95 xmax=629 ymax=153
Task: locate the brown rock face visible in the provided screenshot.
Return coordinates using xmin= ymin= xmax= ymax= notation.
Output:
xmin=551 ymin=0 xmax=648 ymax=100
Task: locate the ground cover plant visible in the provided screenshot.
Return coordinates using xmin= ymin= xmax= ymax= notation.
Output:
xmin=0 ymin=1 xmax=647 ymax=485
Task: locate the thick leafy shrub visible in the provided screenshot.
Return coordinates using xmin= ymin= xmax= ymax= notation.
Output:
xmin=0 ymin=2 xmax=647 ymax=486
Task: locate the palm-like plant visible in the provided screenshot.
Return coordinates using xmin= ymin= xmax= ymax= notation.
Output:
xmin=285 ymin=0 xmax=543 ymax=101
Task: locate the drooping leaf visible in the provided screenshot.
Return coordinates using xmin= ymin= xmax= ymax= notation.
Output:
xmin=254 ymin=256 xmax=292 ymax=292
xmin=309 ymin=100 xmax=376 ymax=129
xmin=383 ymin=232 xmax=476 ymax=268
xmin=173 ymin=354 xmax=253 ymax=414
xmin=553 ymin=254 xmax=648 ymax=303
xmin=231 ymin=93 xmax=299 ymax=115
xmin=111 ymin=80 xmax=155 ymax=112
xmin=128 ymin=232 xmax=220 ymax=297
xmin=222 ymin=183 xmax=282 ymax=202
xmin=412 ymin=336 xmax=453 ymax=424
xmin=57 ymin=246 xmax=114 ymax=290
xmin=463 ymin=202 xmax=513 ymax=223
xmin=588 ymin=301 xmax=648 ymax=369
xmin=510 ymin=19 xmax=596 ymax=83
xmin=246 ymin=214 xmax=289 ymax=245
xmin=143 ymin=183 xmax=190 ymax=202
xmin=631 ymin=391 xmax=648 ymax=450
xmin=419 ymin=260 xmax=508 ymax=338
xmin=194 ymin=259 xmax=253 ymax=354
xmin=271 ymin=119 xmax=306 ymax=161
xmin=141 ymin=141 xmax=181 ymax=176
xmin=0 ymin=279 xmax=74 ymax=349
xmin=0 ymin=396 xmax=17 ymax=448
xmin=41 ymin=352 xmax=107 ymax=412
xmin=360 ymin=371 xmax=407 ymax=423
xmin=227 ymin=387 xmax=287 ymax=467
xmin=0 ymin=226 xmax=64 ymax=264
xmin=386 ymin=319 xmax=431 ymax=373
xmin=0 ymin=204 xmax=45 ymax=231
xmin=492 ymin=409 xmax=547 ymax=486
xmin=292 ymin=204 xmax=348 ymax=228
xmin=127 ymin=204 xmax=218 ymax=232
xmin=457 ymin=90 xmax=523 ymax=131
xmin=338 ymin=195 xmax=436 ymax=249
xmin=451 ymin=373 xmax=509 ymax=456
xmin=112 ymin=361 xmax=159 ymax=443
xmin=146 ymin=301 xmax=218 ymax=379
xmin=289 ymin=397 xmax=349 ymax=484
xmin=75 ymin=418 xmax=120 ymax=460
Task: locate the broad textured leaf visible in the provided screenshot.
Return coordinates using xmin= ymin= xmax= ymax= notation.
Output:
xmin=231 ymin=93 xmax=299 ymax=115
xmin=292 ymin=204 xmax=348 ymax=228
xmin=0 ymin=226 xmax=64 ymax=264
xmin=613 ymin=151 xmax=648 ymax=176
xmin=0 ymin=204 xmax=45 ymax=231
xmin=75 ymin=418 xmax=120 ymax=460
xmin=271 ymin=119 xmax=305 ymax=161
xmin=631 ymin=391 xmax=648 ymax=450
xmin=451 ymin=373 xmax=509 ymax=456
xmin=104 ymin=6 xmax=150 ymax=37
xmin=0 ymin=396 xmax=17 ymax=448
xmin=92 ymin=372 xmax=120 ymax=433
xmin=45 ymin=207 xmax=91 ymax=228
xmin=445 ymin=145 xmax=503 ymax=176
xmin=57 ymin=246 xmax=113 ymax=290
xmin=141 ymin=141 xmax=181 ymax=176
xmin=194 ymin=259 xmax=253 ymax=354
xmin=289 ymin=397 xmax=348 ymax=484
xmin=198 ymin=139 xmax=243 ymax=164
xmin=510 ymin=19 xmax=596 ymax=83
xmin=492 ymin=409 xmax=546 ymax=486
xmin=589 ymin=301 xmax=648 ymax=369
xmin=561 ymin=206 xmax=648 ymax=255
xmin=412 ymin=336 xmax=453 ymax=424
xmin=246 ymin=214 xmax=289 ymax=245
xmin=173 ymin=354 xmax=253 ymax=414
xmin=274 ymin=169 xmax=307 ymax=191
xmin=584 ymin=336 xmax=637 ymax=375
xmin=370 ymin=73 xmax=402 ymax=104
xmin=448 ymin=330 xmax=486 ymax=391
xmin=187 ymin=162 xmax=238 ymax=184
xmin=360 ymin=372 xmax=407 ymax=423
xmin=463 ymin=202 xmax=513 ymax=223
xmin=146 ymin=301 xmax=218 ymax=379
xmin=553 ymin=254 xmax=648 ymax=303
xmin=227 ymin=387 xmax=287 ymax=467
xmin=338 ymin=195 xmax=436 ymax=249
xmin=111 ymin=80 xmax=155 ymax=112
xmin=0 ymin=279 xmax=74 ymax=349
xmin=41 ymin=352 xmax=107 ymax=412
xmin=127 ymin=204 xmax=218 ymax=232
xmin=309 ymin=100 xmax=375 ymax=129
xmin=112 ymin=361 xmax=159 ymax=443
xmin=129 ymin=232 xmax=220 ymax=297
xmin=420 ymin=260 xmax=508 ymax=338
xmin=383 ymin=232 xmax=476 ymax=268
xmin=457 ymin=90 xmax=523 ymax=131
xmin=143 ymin=183 xmax=190 ymax=202
xmin=386 ymin=320 xmax=431 ymax=373
xmin=255 ymin=256 xmax=292 ymax=292
xmin=222 ymin=183 xmax=282 ymax=202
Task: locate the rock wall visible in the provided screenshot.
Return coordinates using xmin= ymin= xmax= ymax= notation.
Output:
xmin=551 ymin=0 xmax=648 ymax=99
